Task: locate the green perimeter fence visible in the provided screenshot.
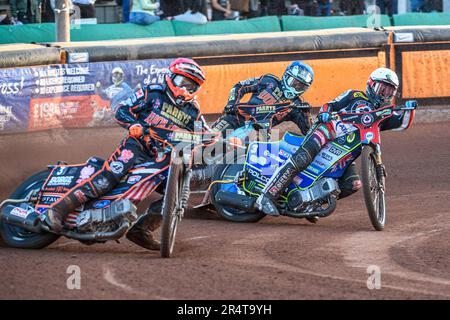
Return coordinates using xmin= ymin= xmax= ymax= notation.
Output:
xmin=0 ymin=13 xmax=449 ymax=44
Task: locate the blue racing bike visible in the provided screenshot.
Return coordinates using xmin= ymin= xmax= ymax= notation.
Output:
xmin=210 ymin=105 xmax=415 ymax=231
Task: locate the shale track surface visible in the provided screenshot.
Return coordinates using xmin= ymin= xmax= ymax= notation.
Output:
xmin=0 ymin=121 xmax=449 ymax=299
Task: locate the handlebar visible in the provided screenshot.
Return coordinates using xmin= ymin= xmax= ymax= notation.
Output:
xmin=331 ymin=103 xmax=417 ymax=127
xmin=394 ymin=104 xmax=417 ymax=112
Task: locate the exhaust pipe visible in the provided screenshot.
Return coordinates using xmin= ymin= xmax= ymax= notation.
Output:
xmin=214 ymin=190 xmax=257 ymax=212
xmin=61 ymin=221 xmax=130 ymax=242
xmin=0 ymin=204 xmax=43 ymax=233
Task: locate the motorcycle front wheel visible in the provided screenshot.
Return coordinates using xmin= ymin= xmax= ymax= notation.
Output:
xmin=361 ymin=147 xmax=386 ymax=231
xmin=160 ymin=160 xmax=184 ymax=258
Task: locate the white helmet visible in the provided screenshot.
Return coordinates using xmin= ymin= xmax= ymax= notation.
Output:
xmin=366 ymin=68 xmax=399 ymax=107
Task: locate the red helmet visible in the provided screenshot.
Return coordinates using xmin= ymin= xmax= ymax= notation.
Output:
xmin=166 ymin=58 xmax=206 ymax=106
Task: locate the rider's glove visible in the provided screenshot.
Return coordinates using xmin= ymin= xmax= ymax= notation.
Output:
xmin=224 ymin=104 xmax=236 ymax=114
xmin=294 ymin=101 xmax=312 ymax=110
xmin=129 ymin=124 xmax=144 ymax=138
xmin=317 ymin=112 xmax=332 ymax=124
xmin=404 ymin=100 xmax=418 ymax=110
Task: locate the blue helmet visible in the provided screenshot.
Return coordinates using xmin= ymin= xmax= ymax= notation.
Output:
xmin=281 ymin=61 xmax=314 ymax=100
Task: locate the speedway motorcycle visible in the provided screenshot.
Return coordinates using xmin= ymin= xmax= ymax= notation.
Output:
xmin=156 ymin=128 xmax=218 ymax=257
xmin=191 ymin=102 xmax=311 ymax=208
xmin=210 ymin=104 xmax=415 ymax=231
xmin=0 ymin=126 xmax=218 ymax=258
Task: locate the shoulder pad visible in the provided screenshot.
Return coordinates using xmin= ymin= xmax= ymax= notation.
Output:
xmin=262 ymin=74 xmax=281 ymax=82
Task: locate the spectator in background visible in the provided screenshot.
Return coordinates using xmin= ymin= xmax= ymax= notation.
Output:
xmin=160 ymin=0 xmax=183 ymax=18
xmin=41 ymin=0 xmax=54 ymax=22
xmin=30 ymin=0 xmax=41 ymax=23
xmin=294 ymin=0 xmax=314 ymax=16
xmin=423 ymin=0 xmax=442 ymax=12
xmin=211 ymin=0 xmax=232 ymax=20
xmin=10 ymin=0 xmax=29 ymax=23
xmin=183 ymin=0 xmax=208 ymax=17
xmin=229 ymin=0 xmax=249 ymax=16
xmin=411 ymin=0 xmax=424 ymax=11
xmin=259 ymin=0 xmax=268 ymax=15
xmin=376 ymin=0 xmax=398 ymax=16
xmin=340 ymin=0 xmax=365 ymax=15
xmin=316 ymin=0 xmax=332 ymax=16
xmin=72 ymin=0 xmax=96 ymax=18
xmin=288 ymin=3 xmax=304 ymax=15
xmin=0 ymin=8 xmax=14 ymax=24
xmin=115 ymin=0 xmax=130 ymax=22
xmin=173 ymin=0 xmax=208 ymax=24
xmin=248 ymin=0 xmax=261 ymax=18
xmin=129 ymin=0 xmax=160 ymax=25
xmin=266 ymin=0 xmax=287 ymax=15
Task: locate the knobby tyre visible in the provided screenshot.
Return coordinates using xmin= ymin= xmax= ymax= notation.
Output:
xmin=160 ymin=158 xmax=184 ymax=258
xmin=211 ymin=163 xmax=265 ymax=223
xmin=361 ymin=147 xmax=386 ymax=231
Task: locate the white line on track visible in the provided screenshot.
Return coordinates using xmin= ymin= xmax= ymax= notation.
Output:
xmin=102 ymin=264 xmax=172 ymax=299
xmin=341 ymin=228 xmax=450 ymax=286
xmin=183 ymin=236 xmax=210 ymax=241
xmin=103 ymin=265 xmax=134 ymax=292
xmin=246 ymin=255 xmax=450 ymax=298
xmin=228 ymin=231 xmax=450 ymax=298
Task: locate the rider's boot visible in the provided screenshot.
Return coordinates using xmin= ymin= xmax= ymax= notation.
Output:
xmin=126 ymin=199 xmax=163 ymax=251
xmin=42 ymin=171 xmax=117 ymax=233
xmin=255 ymin=138 xmax=321 ymax=215
xmin=338 ymin=163 xmax=362 ymax=199
xmin=306 ymin=216 xmax=319 ymax=224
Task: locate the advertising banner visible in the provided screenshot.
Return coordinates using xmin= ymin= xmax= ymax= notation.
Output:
xmin=0 ymin=59 xmax=172 ymax=134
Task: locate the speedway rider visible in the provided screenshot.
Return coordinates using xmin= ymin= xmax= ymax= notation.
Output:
xmin=42 ymin=58 xmax=209 ymax=251
xmin=211 ymin=61 xmax=314 ymax=137
xmin=198 ymin=61 xmax=315 ymax=213
xmin=255 ymin=67 xmax=418 ymax=216
xmin=210 ymin=61 xmax=364 ymax=208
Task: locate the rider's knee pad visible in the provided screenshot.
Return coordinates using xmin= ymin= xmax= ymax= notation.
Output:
xmin=290 ymin=138 xmax=321 ymax=171
xmin=91 ymin=170 xmax=119 ymax=195
xmin=291 ymin=149 xmax=312 ymax=171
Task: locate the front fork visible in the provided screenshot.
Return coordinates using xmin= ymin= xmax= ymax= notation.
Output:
xmin=178 ymin=168 xmax=192 ymax=219
xmin=373 ymin=144 xmax=386 ymax=192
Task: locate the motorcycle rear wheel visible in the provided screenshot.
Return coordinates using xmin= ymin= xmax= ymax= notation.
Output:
xmin=160 ymin=160 xmax=183 ymax=258
xmin=0 ymin=170 xmax=60 ymax=249
xmin=361 ymin=147 xmax=386 ymax=231
xmin=211 ymin=164 xmax=265 ymax=223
